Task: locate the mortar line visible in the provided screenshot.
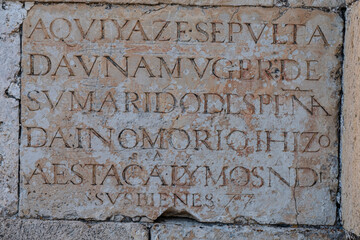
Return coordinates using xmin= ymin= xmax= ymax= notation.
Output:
xmin=22 ymin=1 xmax=343 ymax=13
xmin=17 ymin=20 xmax=23 ymax=217
xmin=336 ymin=5 xmax=347 ymax=227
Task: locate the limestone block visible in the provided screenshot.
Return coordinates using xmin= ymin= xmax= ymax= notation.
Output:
xmin=342 ymin=0 xmax=360 ymax=236
xmin=20 ymin=4 xmax=343 ymax=225
xmin=0 ymin=218 xmax=148 ymax=240
xmin=0 ymin=1 xmax=26 ymax=216
xmin=151 ymin=223 xmax=345 ymax=240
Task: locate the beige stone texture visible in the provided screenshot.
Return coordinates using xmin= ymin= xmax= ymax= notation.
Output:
xmin=342 ymin=0 xmax=360 ymax=236
xmin=151 ymin=223 xmax=345 ymax=240
xmin=0 ymin=1 xmax=27 ymax=216
xmin=0 ymin=218 xmax=148 ymax=239
xmin=20 ymin=4 xmax=343 ymax=225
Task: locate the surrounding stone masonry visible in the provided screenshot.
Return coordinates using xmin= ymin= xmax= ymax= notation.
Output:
xmin=0 ymin=1 xmax=27 ymax=217
xmin=0 ymin=218 xmax=347 ymax=240
xmin=0 ymin=218 xmax=149 ymax=240
xmin=2 ymin=0 xmax=360 ymax=238
xmin=151 ymin=222 xmax=346 ymax=239
xmin=342 ymin=0 xmax=360 ymax=236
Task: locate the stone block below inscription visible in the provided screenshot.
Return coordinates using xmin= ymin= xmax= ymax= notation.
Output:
xmin=0 ymin=218 xmax=148 ymax=240
xmin=151 ymin=223 xmax=345 ymax=240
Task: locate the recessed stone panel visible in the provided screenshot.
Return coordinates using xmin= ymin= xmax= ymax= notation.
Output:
xmin=20 ymin=4 xmax=342 ymax=224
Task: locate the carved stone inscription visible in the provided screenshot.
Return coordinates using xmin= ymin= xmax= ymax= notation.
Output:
xmin=20 ymin=4 xmax=342 ymax=224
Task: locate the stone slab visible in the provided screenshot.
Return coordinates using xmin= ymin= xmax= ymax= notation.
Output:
xmin=20 ymin=4 xmax=343 ymax=225
xmin=0 ymin=1 xmax=27 ymax=217
xmin=150 ymin=223 xmax=345 ymax=240
xmin=0 ymin=218 xmax=148 ymax=240
xmin=342 ymin=0 xmax=360 ymax=236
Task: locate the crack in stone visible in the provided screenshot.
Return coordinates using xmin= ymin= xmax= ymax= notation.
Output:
xmin=142 ymin=4 xmax=168 ymax=15
xmin=292 ymin=187 xmax=299 ymax=225
xmin=229 ymin=7 xmax=239 ymax=21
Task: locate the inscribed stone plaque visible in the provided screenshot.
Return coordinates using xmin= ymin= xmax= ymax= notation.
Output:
xmin=20 ymin=4 xmax=342 ymax=224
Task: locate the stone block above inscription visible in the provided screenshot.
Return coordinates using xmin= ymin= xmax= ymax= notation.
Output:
xmin=20 ymin=4 xmax=343 ymax=225
xmin=16 ymin=0 xmax=347 ymax=8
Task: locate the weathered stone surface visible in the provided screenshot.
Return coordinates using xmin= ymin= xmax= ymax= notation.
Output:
xmin=0 ymin=218 xmax=22 ymax=239
xmin=0 ymin=218 xmax=148 ymax=240
xmin=20 ymin=4 xmax=342 ymax=225
xmin=342 ymin=0 xmax=360 ymax=236
xmin=151 ymin=223 xmax=345 ymax=240
xmin=0 ymin=1 xmax=27 ymax=216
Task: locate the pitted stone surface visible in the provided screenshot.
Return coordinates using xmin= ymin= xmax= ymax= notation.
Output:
xmin=0 ymin=218 xmax=148 ymax=240
xmin=0 ymin=1 xmax=27 ymax=216
xmin=20 ymin=4 xmax=342 ymax=224
xmin=150 ymin=223 xmax=345 ymax=240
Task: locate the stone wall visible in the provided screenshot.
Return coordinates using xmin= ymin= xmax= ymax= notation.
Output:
xmin=343 ymin=0 xmax=360 ymax=237
xmin=1 ymin=0 xmax=360 ymax=239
